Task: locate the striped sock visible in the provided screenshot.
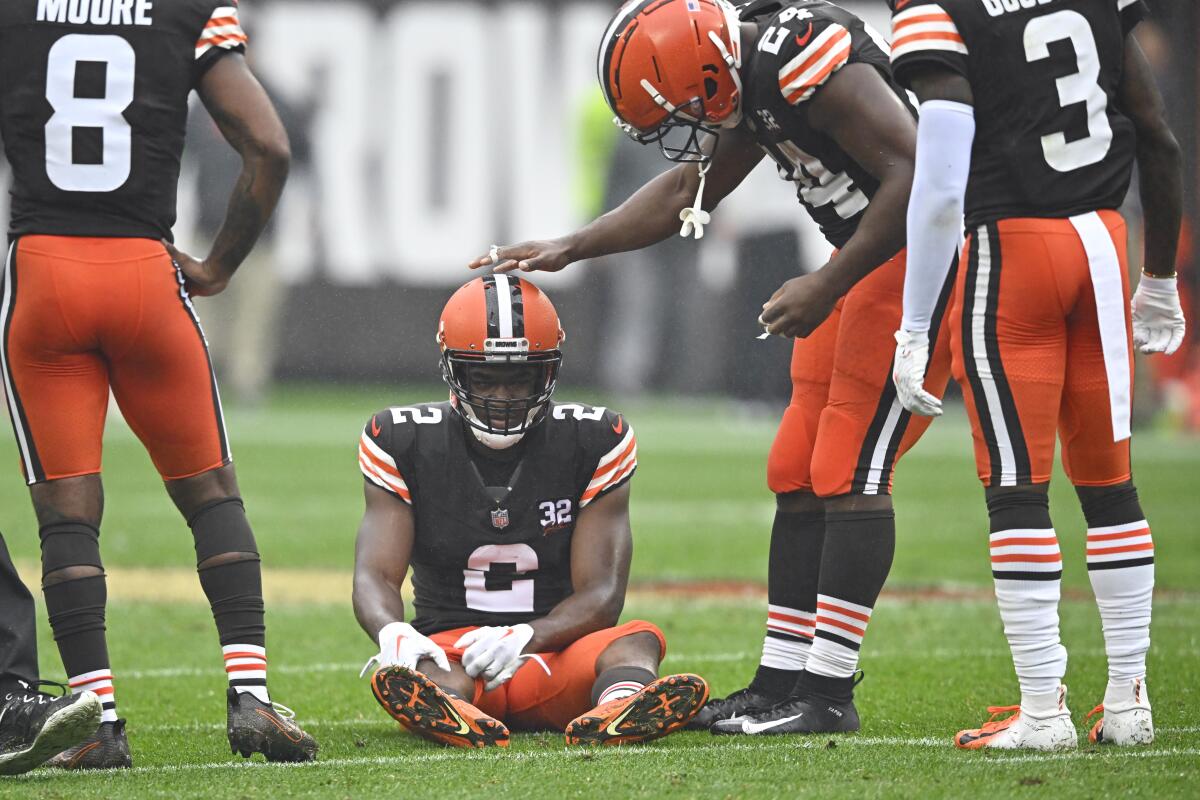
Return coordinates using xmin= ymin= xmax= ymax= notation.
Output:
xmin=1086 ymin=520 xmax=1154 ymax=683
xmin=70 ymin=669 xmax=116 ymax=723
xmin=223 ymin=644 xmax=269 ymax=703
xmin=990 ymin=524 xmax=1066 ymax=699
xmin=761 ymin=605 xmax=814 ymax=671
xmin=597 ymin=680 xmax=645 ymax=705
xmin=806 ymin=595 xmax=873 ymax=679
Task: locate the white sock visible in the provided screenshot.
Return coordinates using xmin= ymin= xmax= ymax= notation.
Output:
xmin=70 ymin=669 xmax=117 ymax=723
xmin=761 ymin=605 xmax=814 ymax=670
xmin=806 ymin=595 xmax=872 ymax=679
xmin=1086 ymin=521 xmax=1154 ymax=683
xmin=990 ymin=528 xmax=1067 ymax=698
xmin=597 ymin=680 xmax=644 ymax=706
xmin=224 ymin=644 xmax=270 ymax=704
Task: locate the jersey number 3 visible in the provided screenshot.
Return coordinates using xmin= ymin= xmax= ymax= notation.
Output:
xmin=45 ymin=34 xmax=135 ymax=192
xmin=1024 ymin=11 xmax=1113 ymax=173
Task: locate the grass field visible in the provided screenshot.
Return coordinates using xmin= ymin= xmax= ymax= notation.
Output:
xmin=0 ymin=385 xmax=1197 ymax=798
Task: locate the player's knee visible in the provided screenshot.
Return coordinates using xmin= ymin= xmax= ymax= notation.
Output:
xmin=197 ymin=550 xmax=260 ymax=571
xmin=1075 ymin=480 xmax=1142 ymax=528
xmin=984 ymin=484 xmax=1051 ymax=528
xmin=167 ymin=464 xmax=241 ymax=519
xmin=775 ymin=490 xmax=822 ymax=514
xmin=39 ymin=521 xmax=103 ymax=586
xmin=822 ymin=492 xmax=892 ymax=513
xmin=189 ymin=497 xmax=259 ymax=566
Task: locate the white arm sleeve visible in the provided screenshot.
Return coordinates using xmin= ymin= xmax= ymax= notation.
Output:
xmin=900 ymin=100 xmax=976 ymax=333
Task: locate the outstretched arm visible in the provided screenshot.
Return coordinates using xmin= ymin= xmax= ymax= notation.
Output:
xmin=166 ymin=54 xmax=290 ymax=296
xmin=468 ymin=128 xmax=763 ymax=274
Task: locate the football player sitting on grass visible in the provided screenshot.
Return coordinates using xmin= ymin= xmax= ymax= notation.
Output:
xmin=352 ymin=276 xmax=707 ymax=747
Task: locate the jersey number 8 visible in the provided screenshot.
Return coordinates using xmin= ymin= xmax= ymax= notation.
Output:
xmin=45 ymin=34 xmax=135 ymax=192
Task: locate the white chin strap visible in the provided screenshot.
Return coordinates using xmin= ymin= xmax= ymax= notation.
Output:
xmin=461 ymin=404 xmax=537 ymax=450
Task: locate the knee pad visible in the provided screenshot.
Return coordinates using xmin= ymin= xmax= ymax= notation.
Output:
xmin=984 ymin=488 xmax=1051 ymax=530
xmin=1075 ymin=482 xmax=1142 ymax=528
xmin=189 ymin=497 xmax=259 ymax=566
xmin=39 ymin=522 xmax=102 ymax=579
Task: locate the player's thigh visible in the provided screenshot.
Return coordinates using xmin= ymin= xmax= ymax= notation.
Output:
xmin=107 ymin=252 xmax=231 ymax=481
xmin=504 ymin=620 xmax=666 ymax=731
xmin=953 ymin=221 xmax=1077 ymax=488
xmin=767 ymin=303 xmax=840 ymax=494
xmin=1059 ymin=210 xmax=1133 ymax=486
xmin=1 ymin=238 xmax=112 ymax=484
xmin=427 ymin=627 xmax=510 ymax=718
xmin=811 ymin=251 xmax=952 ymax=497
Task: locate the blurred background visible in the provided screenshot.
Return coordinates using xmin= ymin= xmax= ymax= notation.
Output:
xmin=3 ymin=0 xmax=1196 ymax=427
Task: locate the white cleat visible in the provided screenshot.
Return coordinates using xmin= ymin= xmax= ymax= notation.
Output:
xmin=1086 ymin=677 xmax=1153 ymax=746
xmin=955 ymin=685 xmax=1078 ymax=751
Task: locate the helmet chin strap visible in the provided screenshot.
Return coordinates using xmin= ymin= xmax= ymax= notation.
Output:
xmin=460 ymin=403 xmax=538 ymax=450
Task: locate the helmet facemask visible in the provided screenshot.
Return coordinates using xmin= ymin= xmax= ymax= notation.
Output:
xmin=442 ymin=347 xmax=562 ymax=450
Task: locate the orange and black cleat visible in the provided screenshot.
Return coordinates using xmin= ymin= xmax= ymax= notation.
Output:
xmin=565 ymin=674 xmax=709 ymax=746
xmin=370 ymin=666 xmax=509 ymax=749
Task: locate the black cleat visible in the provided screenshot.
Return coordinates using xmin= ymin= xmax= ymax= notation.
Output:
xmin=227 ymin=688 xmax=317 ymax=762
xmin=711 ymin=693 xmax=860 ymax=735
xmin=685 ymin=686 xmax=784 ymax=730
xmin=0 ymin=684 xmax=103 ymax=775
xmin=45 ymin=718 xmax=132 ymax=770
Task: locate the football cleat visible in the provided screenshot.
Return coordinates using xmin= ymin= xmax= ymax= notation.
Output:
xmin=1085 ymin=678 xmax=1153 ymax=746
xmin=710 ymin=692 xmax=860 ymax=736
xmin=227 ymin=688 xmax=318 ymax=762
xmin=45 ymin=718 xmax=132 ymax=770
xmin=955 ymin=685 xmax=1077 ymax=751
xmin=371 ymin=666 xmax=509 ymax=748
xmin=565 ymin=674 xmax=708 ymax=746
xmin=0 ymin=684 xmax=102 ymax=775
xmin=685 ymin=686 xmax=783 ymax=730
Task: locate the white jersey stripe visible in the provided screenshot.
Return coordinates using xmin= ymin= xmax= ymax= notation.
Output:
xmin=891 ymin=4 xmax=951 ymax=26
xmin=971 ymin=227 xmax=1017 ymax=486
xmin=0 ymin=243 xmax=35 ymax=482
xmin=1087 ymin=521 xmax=1150 ymax=536
xmin=863 ymin=399 xmax=904 ymax=495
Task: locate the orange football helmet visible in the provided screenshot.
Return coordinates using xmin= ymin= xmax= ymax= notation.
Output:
xmin=437 ymin=276 xmax=565 ymax=447
xmin=598 ymin=0 xmax=744 ymax=162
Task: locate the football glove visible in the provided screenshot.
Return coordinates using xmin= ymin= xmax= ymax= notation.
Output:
xmin=1131 ymin=275 xmax=1186 ymax=356
xmin=454 ymin=624 xmax=536 ymax=692
xmin=358 ymin=621 xmax=450 ymax=678
xmin=892 ymin=329 xmax=942 ymax=417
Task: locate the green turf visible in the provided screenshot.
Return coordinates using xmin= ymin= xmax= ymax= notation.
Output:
xmin=0 ymin=385 xmax=1197 ymax=797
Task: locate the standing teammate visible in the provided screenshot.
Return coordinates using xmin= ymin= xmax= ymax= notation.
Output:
xmin=471 ymin=0 xmax=955 ymax=734
xmin=355 ymin=276 xmax=708 ymax=748
xmin=888 ymin=0 xmax=1184 ymax=750
xmin=0 ymin=1 xmax=316 ymax=766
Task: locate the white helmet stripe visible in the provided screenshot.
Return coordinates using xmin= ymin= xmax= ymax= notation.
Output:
xmin=597 ymin=0 xmax=657 ymax=105
xmin=494 ymin=274 xmax=514 ymax=338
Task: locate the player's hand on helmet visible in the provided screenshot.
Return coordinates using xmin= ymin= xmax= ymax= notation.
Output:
xmin=892 ymin=330 xmax=943 ymax=417
xmin=759 ymin=272 xmax=840 ymax=339
xmin=358 ymin=621 xmax=450 ymax=678
xmin=468 ymin=240 xmax=573 ymax=275
xmin=454 ymin=624 xmax=535 ymax=692
xmin=162 ymin=240 xmax=231 ymax=297
xmin=1131 ymin=275 xmax=1186 ymax=356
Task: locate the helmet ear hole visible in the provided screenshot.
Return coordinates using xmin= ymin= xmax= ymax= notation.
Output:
xmin=704 ymin=77 xmax=719 ymax=100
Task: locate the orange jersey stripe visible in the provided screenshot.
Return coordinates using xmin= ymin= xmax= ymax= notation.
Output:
xmin=990 ymin=553 xmax=1062 ymax=563
xmin=225 ymin=663 xmax=267 ymax=672
xmin=205 ymin=15 xmax=240 ymax=28
xmin=816 ymin=616 xmax=866 ymax=638
xmin=69 ymin=675 xmax=111 ymax=687
xmin=785 ymin=55 xmax=845 ymax=104
xmin=358 ymin=455 xmax=412 ymax=500
xmin=197 ymin=32 xmax=248 ymax=49
xmin=223 ymin=652 xmax=267 ymax=662
xmin=1087 ymin=528 xmax=1150 ymax=543
xmin=816 ymin=601 xmax=870 ymax=623
xmin=92 ymin=686 xmax=115 ymax=696
xmin=591 ymin=438 xmax=637 ymax=482
xmin=892 ymin=11 xmax=954 ymax=30
xmin=990 ymin=536 xmax=1059 ymax=548
xmin=892 ymin=30 xmax=965 ymax=50
xmin=359 ymin=442 xmax=403 ymax=481
xmin=768 ymin=610 xmax=814 ymax=626
xmin=1086 ymin=542 xmax=1155 ymax=557
xmin=779 ymin=30 xmax=849 ymax=90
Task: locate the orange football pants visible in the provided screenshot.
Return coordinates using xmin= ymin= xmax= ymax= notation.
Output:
xmin=429 ymin=620 xmax=666 ymax=731
xmin=951 ymin=211 xmax=1133 ymax=487
xmin=767 ymin=248 xmax=955 ymax=497
xmin=0 ymin=236 xmax=229 ymax=484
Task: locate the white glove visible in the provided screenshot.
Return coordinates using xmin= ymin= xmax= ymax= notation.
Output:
xmin=1131 ymin=275 xmax=1186 ymax=356
xmin=454 ymin=624 xmax=536 ymax=692
xmin=892 ymin=330 xmax=943 ymax=417
xmin=358 ymin=621 xmax=450 ymax=678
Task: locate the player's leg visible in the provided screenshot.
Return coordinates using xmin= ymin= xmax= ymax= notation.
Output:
xmin=1 ymin=237 xmax=126 ymax=768
xmin=369 ymin=628 xmax=510 ymax=748
xmin=952 ymin=221 xmax=1080 ymax=751
xmin=105 ymin=247 xmax=313 ymax=761
xmin=693 ymin=312 xmax=839 ymax=729
xmin=1059 ymin=211 xmax=1154 ymax=746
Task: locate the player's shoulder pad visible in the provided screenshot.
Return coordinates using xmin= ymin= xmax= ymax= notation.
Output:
xmin=765 ymin=2 xmax=857 ymax=106
xmin=358 ymin=404 xmax=446 ymax=503
xmin=889 ymin=1 xmax=970 ymax=85
xmin=558 ymin=404 xmax=637 ymax=509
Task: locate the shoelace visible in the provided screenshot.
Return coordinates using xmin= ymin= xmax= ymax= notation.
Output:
xmin=1083 ymin=704 xmax=1104 ymax=726
xmin=977 ymin=704 xmax=1021 ymax=731
xmin=270 ymin=702 xmax=297 ymax=721
xmin=516 ymin=653 xmax=552 ymax=677
xmin=1 ymin=682 xmax=73 ymax=740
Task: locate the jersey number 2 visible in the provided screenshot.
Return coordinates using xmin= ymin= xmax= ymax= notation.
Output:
xmin=45 ymin=35 xmax=135 ymax=192
xmin=1024 ymin=11 xmax=1113 ymax=173
xmin=464 ymin=543 xmax=538 ymax=613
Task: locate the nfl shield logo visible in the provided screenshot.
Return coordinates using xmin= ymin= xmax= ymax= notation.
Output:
xmin=491 ymin=508 xmax=510 ymax=529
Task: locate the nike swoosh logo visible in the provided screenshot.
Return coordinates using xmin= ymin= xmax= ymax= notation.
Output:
xmin=612 ymin=416 xmax=624 ymax=435
xmin=893 ymin=0 xmax=915 ymax=10
xmin=371 ymin=416 xmax=382 ymax=437
xmin=604 ymin=704 xmax=638 ymax=736
xmin=444 ymin=703 xmax=471 ymax=735
xmin=742 ymin=713 xmax=803 ymax=734
xmin=794 ymin=23 xmax=814 ymax=47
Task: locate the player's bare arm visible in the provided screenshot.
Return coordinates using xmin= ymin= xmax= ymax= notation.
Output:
xmin=524 ymin=482 xmax=634 ymax=653
xmin=1119 ymin=39 xmax=1182 ymax=280
xmin=760 ymin=63 xmax=916 ymax=338
xmin=468 ymin=126 xmax=763 ymax=274
xmin=352 ymin=484 xmax=415 ymax=639
xmin=165 ymin=54 xmax=291 ymax=297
